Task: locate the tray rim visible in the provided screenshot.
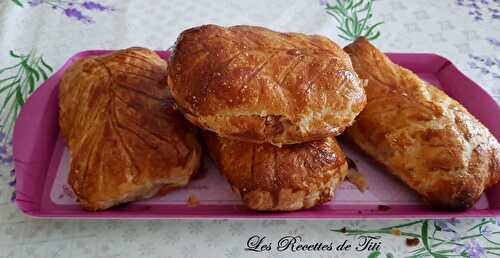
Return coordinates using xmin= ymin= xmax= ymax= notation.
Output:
xmin=12 ymin=49 xmax=500 ymax=220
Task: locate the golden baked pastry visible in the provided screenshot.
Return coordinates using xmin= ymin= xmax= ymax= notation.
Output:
xmin=204 ymin=131 xmax=348 ymax=211
xmin=59 ymin=47 xmax=202 ymax=211
xmin=168 ymin=25 xmax=366 ymax=146
xmin=344 ymin=38 xmax=500 ymax=211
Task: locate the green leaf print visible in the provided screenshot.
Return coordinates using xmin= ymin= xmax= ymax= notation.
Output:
xmin=368 ymin=251 xmax=381 ymax=258
xmin=0 ymin=50 xmax=53 ymax=142
xmin=323 ymin=0 xmax=383 ymax=41
xmin=332 ymin=219 xmax=500 ymax=258
xmin=10 ymin=0 xmax=23 ymax=7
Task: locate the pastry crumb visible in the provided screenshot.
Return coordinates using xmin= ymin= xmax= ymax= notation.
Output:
xmin=406 ymin=238 xmax=420 ymax=247
xmin=391 ymin=228 xmax=401 ymax=236
xmin=346 ymin=168 xmax=368 ymax=192
xmin=186 ymin=195 xmax=199 ymax=207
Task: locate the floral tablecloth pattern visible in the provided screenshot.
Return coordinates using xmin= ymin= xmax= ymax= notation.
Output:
xmin=0 ymin=0 xmax=499 ymax=257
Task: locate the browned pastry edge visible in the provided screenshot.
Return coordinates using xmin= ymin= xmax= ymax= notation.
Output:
xmin=76 ymin=148 xmax=201 ymax=211
xmin=344 ymin=37 xmax=500 ymax=211
xmin=203 ymin=131 xmax=348 ymax=211
xmin=168 ymin=24 xmax=366 ymax=146
xmin=60 ymin=47 xmax=202 ymax=211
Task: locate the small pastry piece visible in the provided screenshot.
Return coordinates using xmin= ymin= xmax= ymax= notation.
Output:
xmin=59 ymin=47 xmax=202 ymax=211
xmin=204 ymin=131 xmax=348 ymax=211
xmin=168 ymin=24 xmax=366 ymax=146
xmin=344 ymin=38 xmax=500 ymax=211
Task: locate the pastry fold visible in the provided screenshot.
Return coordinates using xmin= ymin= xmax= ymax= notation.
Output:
xmin=168 ymin=25 xmax=366 ymax=146
xmin=59 ymin=48 xmax=201 ymax=211
xmin=344 ymin=38 xmax=500 ymax=210
xmin=204 ymin=131 xmax=348 ymax=211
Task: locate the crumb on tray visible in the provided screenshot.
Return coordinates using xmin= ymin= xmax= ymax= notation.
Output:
xmin=187 ymin=195 xmax=199 ymax=207
xmin=406 ymin=238 xmax=420 ymax=247
xmin=346 ymin=168 xmax=368 ymax=192
xmin=391 ymin=228 xmax=401 ymax=236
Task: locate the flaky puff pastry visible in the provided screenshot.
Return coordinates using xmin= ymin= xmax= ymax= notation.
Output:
xmin=59 ymin=48 xmax=202 ymax=211
xmin=168 ymin=25 xmax=366 ymax=146
xmin=204 ymin=132 xmax=348 ymax=211
xmin=344 ymin=38 xmax=500 ymax=211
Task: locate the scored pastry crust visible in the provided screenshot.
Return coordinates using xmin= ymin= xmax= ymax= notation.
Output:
xmin=204 ymin=131 xmax=348 ymax=211
xmin=59 ymin=47 xmax=202 ymax=211
xmin=168 ymin=25 xmax=366 ymax=146
xmin=344 ymin=38 xmax=500 ymax=211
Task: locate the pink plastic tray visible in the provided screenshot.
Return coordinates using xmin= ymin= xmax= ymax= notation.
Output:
xmin=13 ymin=50 xmax=500 ymax=220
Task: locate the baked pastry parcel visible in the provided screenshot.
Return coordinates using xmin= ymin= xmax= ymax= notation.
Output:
xmin=204 ymin=131 xmax=348 ymax=211
xmin=168 ymin=25 xmax=366 ymax=146
xmin=344 ymin=38 xmax=500 ymax=211
xmin=59 ymin=47 xmax=202 ymax=211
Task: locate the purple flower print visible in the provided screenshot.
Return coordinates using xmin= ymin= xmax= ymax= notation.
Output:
xmin=468 ymin=61 xmax=479 ymax=69
xmin=494 ymin=217 xmax=500 ymax=226
xmin=81 ymin=1 xmax=113 ymax=11
xmin=480 ymin=225 xmax=493 ymax=237
xmin=63 ymin=8 xmax=93 ymax=23
xmin=0 ymin=145 xmax=10 ymax=164
xmin=456 ymin=0 xmax=500 ymax=21
xmin=319 ymin=0 xmax=328 ymax=6
xmin=8 ymin=169 xmax=16 ymax=203
xmin=487 ymin=37 xmax=500 ymax=47
xmin=0 ymin=133 xmax=13 ymax=166
xmin=434 ymin=218 xmax=459 ymax=232
xmin=19 ymin=0 xmax=115 ymax=24
xmin=468 ymin=53 xmax=500 ymax=79
xmin=461 ymin=240 xmax=486 ymax=258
